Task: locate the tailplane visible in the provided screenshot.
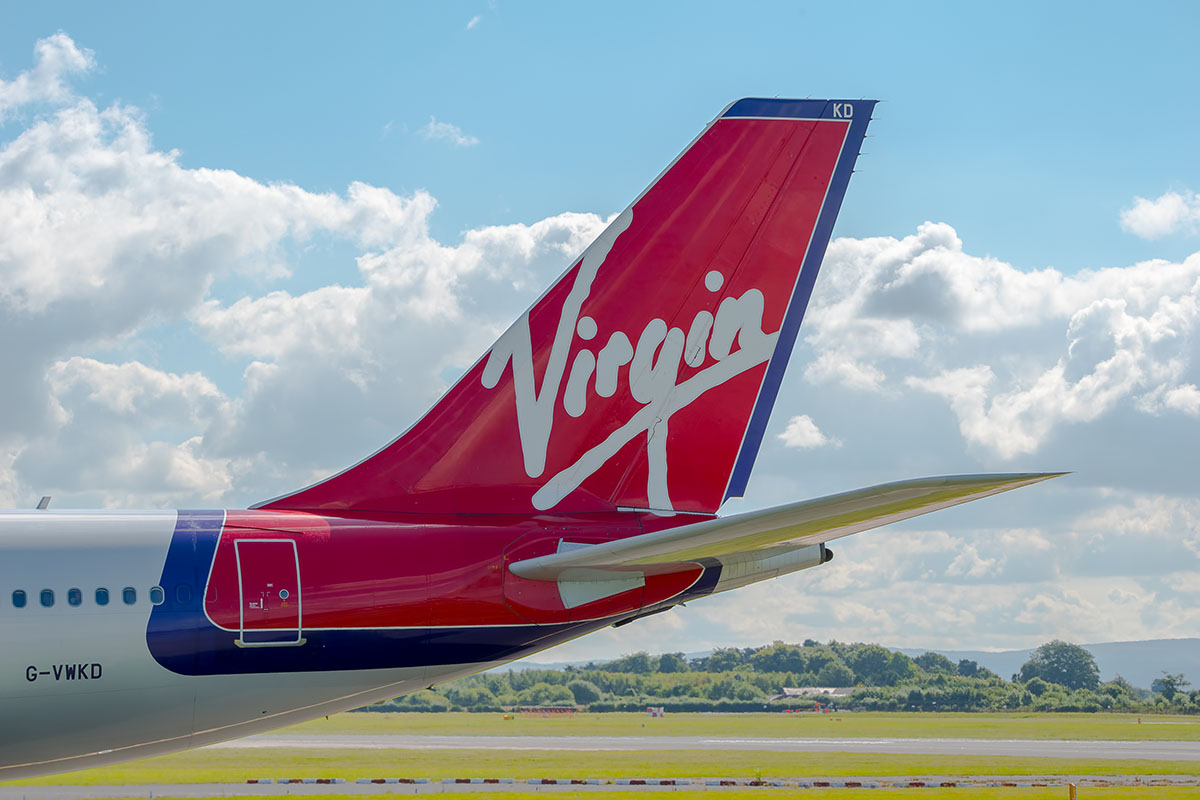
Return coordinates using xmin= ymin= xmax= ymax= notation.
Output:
xmin=258 ymin=99 xmax=876 ymax=515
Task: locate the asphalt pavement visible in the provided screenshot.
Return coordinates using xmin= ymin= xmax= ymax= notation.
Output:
xmin=208 ymin=733 xmax=1200 ymax=760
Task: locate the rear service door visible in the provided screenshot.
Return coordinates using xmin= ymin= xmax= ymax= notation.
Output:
xmin=235 ymin=539 xmax=304 ymax=646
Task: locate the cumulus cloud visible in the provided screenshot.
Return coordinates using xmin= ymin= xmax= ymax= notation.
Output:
xmin=0 ymin=98 xmax=433 ymax=317
xmin=1121 ymin=190 xmax=1200 ymax=238
xmin=0 ymin=32 xmax=94 ymax=119
xmin=806 ymin=222 xmax=1200 ymax=458
xmin=1073 ymin=494 xmax=1200 ymax=560
xmin=16 ymin=357 xmax=233 ymax=507
xmin=190 ymin=210 xmax=606 ymax=491
xmin=0 ymin=33 xmax=604 ymax=506
xmin=0 ymin=89 xmax=463 ymax=455
xmin=778 ymin=415 xmax=839 ymax=449
xmin=421 ymin=116 xmax=479 ymax=147
xmin=1162 ymin=384 xmax=1200 ymax=415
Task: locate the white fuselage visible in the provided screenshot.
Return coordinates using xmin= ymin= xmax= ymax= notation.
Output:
xmin=0 ymin=511 xmax=476 ymax=780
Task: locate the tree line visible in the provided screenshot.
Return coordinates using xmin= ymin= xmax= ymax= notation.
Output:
xmin=366 ymin=639 xmax=1196 ymax=714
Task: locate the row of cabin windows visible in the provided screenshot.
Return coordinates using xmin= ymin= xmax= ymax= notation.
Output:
xmin=9 ymin=585 xmax=166 ymax=608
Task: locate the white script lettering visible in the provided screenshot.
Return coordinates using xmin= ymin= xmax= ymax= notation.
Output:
xmin=482 ymin=209 xmax=779 ymax=512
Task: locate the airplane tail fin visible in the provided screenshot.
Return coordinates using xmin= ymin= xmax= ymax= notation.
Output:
xmin=257 ymin=99 xmax=876 ymax=515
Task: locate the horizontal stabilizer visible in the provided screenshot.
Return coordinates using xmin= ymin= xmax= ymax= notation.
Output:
xmin=509 ymin=473 xmax=1064 ymax=581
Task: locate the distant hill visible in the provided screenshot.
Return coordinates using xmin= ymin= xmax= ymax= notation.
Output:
xmin=898 ymin=639 xmax=1199 ymax=690
xmin=504 ymin=639 xmax=1199 ymax=691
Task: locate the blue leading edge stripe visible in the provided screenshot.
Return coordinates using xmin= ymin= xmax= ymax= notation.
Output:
xmin=724 ymin=99 xmax=877 ymax=502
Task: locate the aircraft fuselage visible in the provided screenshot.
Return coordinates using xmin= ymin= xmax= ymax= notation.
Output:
xmin=0 ymin=508 xmax=710 ymax=779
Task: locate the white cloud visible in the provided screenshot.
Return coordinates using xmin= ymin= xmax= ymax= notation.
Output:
xmin=47 ymin=357 xmax=226 ymax=423
xmin=778 ymin=414 xmax=839 ymax=449
xmin=0 ymin=86 xmax=461 ymax=461
xmin=189 ymin=209 xmax=608 ymax=491
xmin=421 ymin=116 xmax=479 ymax=147
xmin=946 ymin=543 xmax=998 ymax=578
xmin=0 ymin=32 xmax=95 ymax=119
xmin=194 ymin=287 xmax=371 ymax=360
xmin=0 ymin=33 xmax=604 ymax=503
xmin=0 ymin=452 xmax=22 ymax=509
xmin=0 ymin=100 xmax=429 ymax=314
xmin=1163 ymin=571 xmax=1200 ymax=595
xmin=17 ymin=357 xmax=233 ymax=507
xmin=997 ymin=527 xmax=1054 ymax=554
xmin=806 ymin=223 xmax=1200 ymax=458
xmin=466 ymin=15 xmax=482 ymax=30
xmin=1121 ymin=190 xmax=1200 ymax=239
xmin=1162 ymin=384 xmax=1200 ymax=415
xmin=1073 ymin=494 xmax=1200 ymax=560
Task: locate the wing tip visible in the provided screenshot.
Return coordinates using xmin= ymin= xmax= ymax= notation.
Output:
xmin=1004 ymin=471 xmax=1070 ymax=484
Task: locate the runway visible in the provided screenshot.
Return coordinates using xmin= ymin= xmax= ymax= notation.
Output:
xmin=209 ymin=733 xmax=1200 ymax=761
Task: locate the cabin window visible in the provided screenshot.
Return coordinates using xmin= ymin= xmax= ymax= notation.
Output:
xmin=176 ymin=584 xmax=192 ymax=604
xmin=40 ymin=589 xmax=54 ymax=607
xmin=95 ymin=588 xmax=109 ymax=606
xmin=149 ymin=586 xmax=165 ymax=606
xmin=12 ymin=590 xmax=26 ymax=608
xmin=68 ymin=588 xmax=82 ymax=606
xmin=122 ymin=587 xmax=136 ymax=605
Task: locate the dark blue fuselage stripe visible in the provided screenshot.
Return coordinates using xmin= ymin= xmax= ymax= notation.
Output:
xmin=147 ymin=510 xmax=224 ymax=669
xmin=670 ymin=558 xmax=723 ymax=605
xmin=150 ymin=615 xmax=618 ymax=676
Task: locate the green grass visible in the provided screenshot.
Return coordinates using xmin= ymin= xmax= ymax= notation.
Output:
xmin=285 ymin=711 xmax=1200 ymax=741
xmin=7 ymin=711 xmax=1197 ymax=792
xmin=11 ymin=748 xmax=1200 ymax=786
xmin=94 ymin=792 xmax=1200 ymax=800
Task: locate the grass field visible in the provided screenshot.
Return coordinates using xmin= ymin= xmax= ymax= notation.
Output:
xmin=85 ymin=791 xmax=1200 ymax=800
xmin=10 ymin=748 xmax=1200 ymax=786
xmin=6 ymin=712 xmax=1198 ymax=797
xmin=285 ymin=711 xmax=1200 ymax=741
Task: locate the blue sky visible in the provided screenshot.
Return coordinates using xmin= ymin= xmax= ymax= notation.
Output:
xmin=5 ymin=1 xmax=1198 ymax=270
xmin=1 ymin=3 xmax=1199 ymax=661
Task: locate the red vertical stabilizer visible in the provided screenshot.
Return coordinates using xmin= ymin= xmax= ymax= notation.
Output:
xmin=258 ymin=99 xmax=876 ymax=515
